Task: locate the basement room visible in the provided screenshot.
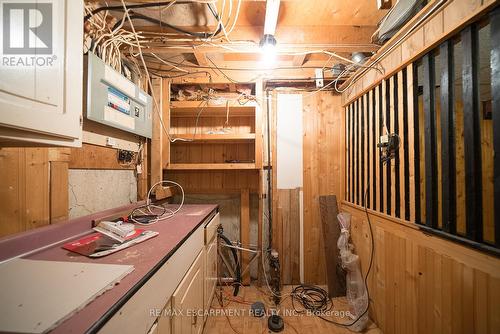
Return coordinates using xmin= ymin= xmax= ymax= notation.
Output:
xmin=0 ymin=0 xmax=499 ymax=333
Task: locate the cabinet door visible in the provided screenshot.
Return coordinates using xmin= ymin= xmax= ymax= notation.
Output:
xmin=157 ymin=298 xmax=171 ymax=334
xmin=204 ymin=238 xmax=217 ymax=314
xmin=172 ymin=249 xmax=205 ymax=334
xmin=0 ymin=0 xmax=83 ymax=146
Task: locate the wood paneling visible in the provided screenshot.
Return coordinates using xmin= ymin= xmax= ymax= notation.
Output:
xmin=343 ymin=202 xmax=500 ymax=334
xmin=271 ymin=91 xmax=343 ymax=284
xmin=0 ymin=148 xmax=50 ymax=237
xmin=302 ymin=92 xmax=343 ymax=284
xmin=69 ymin=144 xmax=135 ymax=170
xmin=276 ymin=189 xmax=300 ymax=285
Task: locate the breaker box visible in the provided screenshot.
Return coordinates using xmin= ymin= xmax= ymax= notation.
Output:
xmin=85 ymin=52 xmax=152 ymax=138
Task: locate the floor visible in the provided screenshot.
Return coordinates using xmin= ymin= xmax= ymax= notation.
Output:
xmin=203 ymin=285 xmax=382 ymax=334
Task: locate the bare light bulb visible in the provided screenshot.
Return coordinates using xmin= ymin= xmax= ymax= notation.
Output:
xmin=260 ymin=34 xmax=277 ymax=67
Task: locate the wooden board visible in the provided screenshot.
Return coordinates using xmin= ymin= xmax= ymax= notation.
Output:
xmin=319 ymin=195 xmax=345 ymax=298
xmin=240 ymin=189 xmax=250 ymax=285
xmin=0 ymin=259 xmax=133 ymax=334
xmin=69 ymin=144 xmax=135 ymax=170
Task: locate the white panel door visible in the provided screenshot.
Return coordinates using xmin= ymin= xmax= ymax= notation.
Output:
xmin=0 ymin=0 xmax=83 ymax=145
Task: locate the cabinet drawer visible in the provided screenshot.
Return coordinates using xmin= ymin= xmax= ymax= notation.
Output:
xmin=204 ymin=213 xmax=220 ymax=245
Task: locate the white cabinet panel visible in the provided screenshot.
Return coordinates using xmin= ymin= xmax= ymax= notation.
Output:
xmin=0 ymin=0 xmax=83 ymax=146
xmin=172 ymin=249 xmax=205 ymax=334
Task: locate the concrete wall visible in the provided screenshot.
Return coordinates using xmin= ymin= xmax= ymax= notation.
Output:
xmin=68 ymin=169 xmax=137 ymax=218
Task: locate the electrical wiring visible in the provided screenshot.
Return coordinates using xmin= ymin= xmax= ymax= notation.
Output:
xmin=85 ymin=0 xmax=218 ymax=22
xmin=129 ymin=180 xmax=185 ymax=225
xmin=149 ymin=52 xmax=189 ymax=72
xmin=119 ymin=0 xmax=196 ymax=144
xmin=290 ymin=188 xmax=374 ymax=329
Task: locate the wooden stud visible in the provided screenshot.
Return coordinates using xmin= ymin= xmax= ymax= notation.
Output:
xmin=49 ymin=162 xmax=68 ymax=224
xmin=440 ymin=40 xmax=457 ymax=234
xmin=361 ymin=95 xmax=366 ymax=205
xmin=151 ymin=78 xmax=163 ymax=184
xmin=385 ymin=78 xmax=391 ymax=215
xmin=349 ymin=103 xmax=355 ymax=203
xmin=392 ymin=74 xmax=400 ymax=218
xmin=240 ymin=188 xmax=250 ymax=285
xmin=255 ymin=80 xmax=264 ymax=169
xmin=368 ymin=89 xmax=373 ymax=209
xmin=492 ymin=7 xmax=500 ymax=246
xmin=161 ymin=79 xmax=171 ymax=169
xmin=402 ymin=68 xmax=411 ymax=221
xmin=398 ymin=70 xmax=406 ymax=221
xmin=423 ymin=53 xmax=438 ymax=228
xmin=354 ymin=99 xmax=359 ymax=205
xmin=462 ymin=25 xmax=483 ymax=242
xmin=412 ymin=62 xmax=421 ymax=224
xmin=363 ymin=94 xmax=370 ymax=207
xmin=375 ymin=85 xmax=381 ymax=212
xmin=346 ymin=106 xmax=351 ymax=202
xmin=379 ymin=82 xmax=385 ymax=213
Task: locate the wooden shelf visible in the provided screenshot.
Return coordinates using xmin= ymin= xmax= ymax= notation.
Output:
xmin=170 ymin=133 xmax=256 ymax=143
xmin=170 ymin=100 xmax=257 ymax=117
xmin=166 ymin=163 xmax=257 ymax=170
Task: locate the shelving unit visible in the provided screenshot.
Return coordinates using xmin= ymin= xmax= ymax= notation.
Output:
xmin=166 ymin=163 xmax=257 ymax=170
xmin=163 ymin=81 xmax=263 ymax=171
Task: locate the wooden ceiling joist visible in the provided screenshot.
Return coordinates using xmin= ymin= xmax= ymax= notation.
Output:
xmin=292 ymin=54 xmax=308 ymax=67
xmin=193 ymin=52 xmax=209 ymax=66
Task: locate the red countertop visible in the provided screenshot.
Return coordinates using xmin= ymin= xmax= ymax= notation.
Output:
xmin=0 ymin=203 xmax=218 ymax=334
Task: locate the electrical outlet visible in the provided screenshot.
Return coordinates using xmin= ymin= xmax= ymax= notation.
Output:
xmin=118 ymin=149 xmax=134 ymax=163
xmin=379 ymin=135 xmax=389 ymax=144
xmin=315 ymin=68 xmax=324 ymax=88
xmin=106 ymin=137 xmax=117 ymax=147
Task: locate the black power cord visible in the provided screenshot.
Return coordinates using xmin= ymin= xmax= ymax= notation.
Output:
xmin=290 ymin=188 xmax=374 ymax=328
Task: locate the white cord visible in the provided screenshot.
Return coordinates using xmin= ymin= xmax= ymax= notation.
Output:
xmin=130 ymin=180 xmax=185 ymax=225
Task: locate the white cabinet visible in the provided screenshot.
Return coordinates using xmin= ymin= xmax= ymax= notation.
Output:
xmin=99 ymin=212 xmax=219 ymax=334
xmin=204 ymin=215 xmax=218 ymax=320
xmin=171 ymin=249 xmax=205 ymax=334
xmin=0 ymin=0 xmax=83 ymax=146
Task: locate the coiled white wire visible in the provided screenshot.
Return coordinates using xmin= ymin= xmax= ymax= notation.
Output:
xmin=130 ymin=180 xmax=185 ymax=225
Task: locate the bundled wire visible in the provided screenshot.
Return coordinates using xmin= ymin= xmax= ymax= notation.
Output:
xmin=290 ymin=285 xmax=333 ymax=315
xmin=129 ymin=180 xmax=185 ymax=225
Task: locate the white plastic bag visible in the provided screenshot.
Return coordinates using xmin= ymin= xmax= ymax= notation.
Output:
xmin=336 ymin=212 xmax=368 ymax=332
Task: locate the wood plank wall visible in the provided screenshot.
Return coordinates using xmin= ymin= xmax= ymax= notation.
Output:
xmin=343 ymin=203 xmax=500 ymax=334
xmin=340 ymin=0 xmax=500 ymax=333
xmin=0 ymin=148 xmax=69 ymax=237
xmin=0 ymin=142 xmax=149 ymax=238
xmin=272 ymin=91 xmax=343 ymax=284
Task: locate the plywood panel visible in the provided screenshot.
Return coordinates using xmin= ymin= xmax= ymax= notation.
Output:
xmin=302 ymin=92 xmax=343 ymax=284
xmin=69 ymin=144 xmax=135 ymax=170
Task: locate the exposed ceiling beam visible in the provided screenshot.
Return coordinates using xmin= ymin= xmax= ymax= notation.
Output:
xmin=140 ymin=43 xmax=378 ymax=55
xmin=292 ymin=54 xmax=307 ymax=67
xmin=136 ymin=25 xmax=378 ymax=45
xmin=193 ymin=51 xmax=209 ymax=66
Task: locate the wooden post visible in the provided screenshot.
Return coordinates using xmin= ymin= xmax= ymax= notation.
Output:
xmin=240 ymin=188 xmax=250 ymax=285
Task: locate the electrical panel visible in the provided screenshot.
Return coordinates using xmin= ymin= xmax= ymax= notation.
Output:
xmin=85 ymin=52 xmax=152 ymax=138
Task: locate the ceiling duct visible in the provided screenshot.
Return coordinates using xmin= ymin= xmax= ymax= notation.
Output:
xmin=373 ymin=0 xmax=427 ymax=44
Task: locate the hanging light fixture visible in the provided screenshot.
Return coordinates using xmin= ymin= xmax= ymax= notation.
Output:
xmin=259 ymin=0 xmax=280 ymax=65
